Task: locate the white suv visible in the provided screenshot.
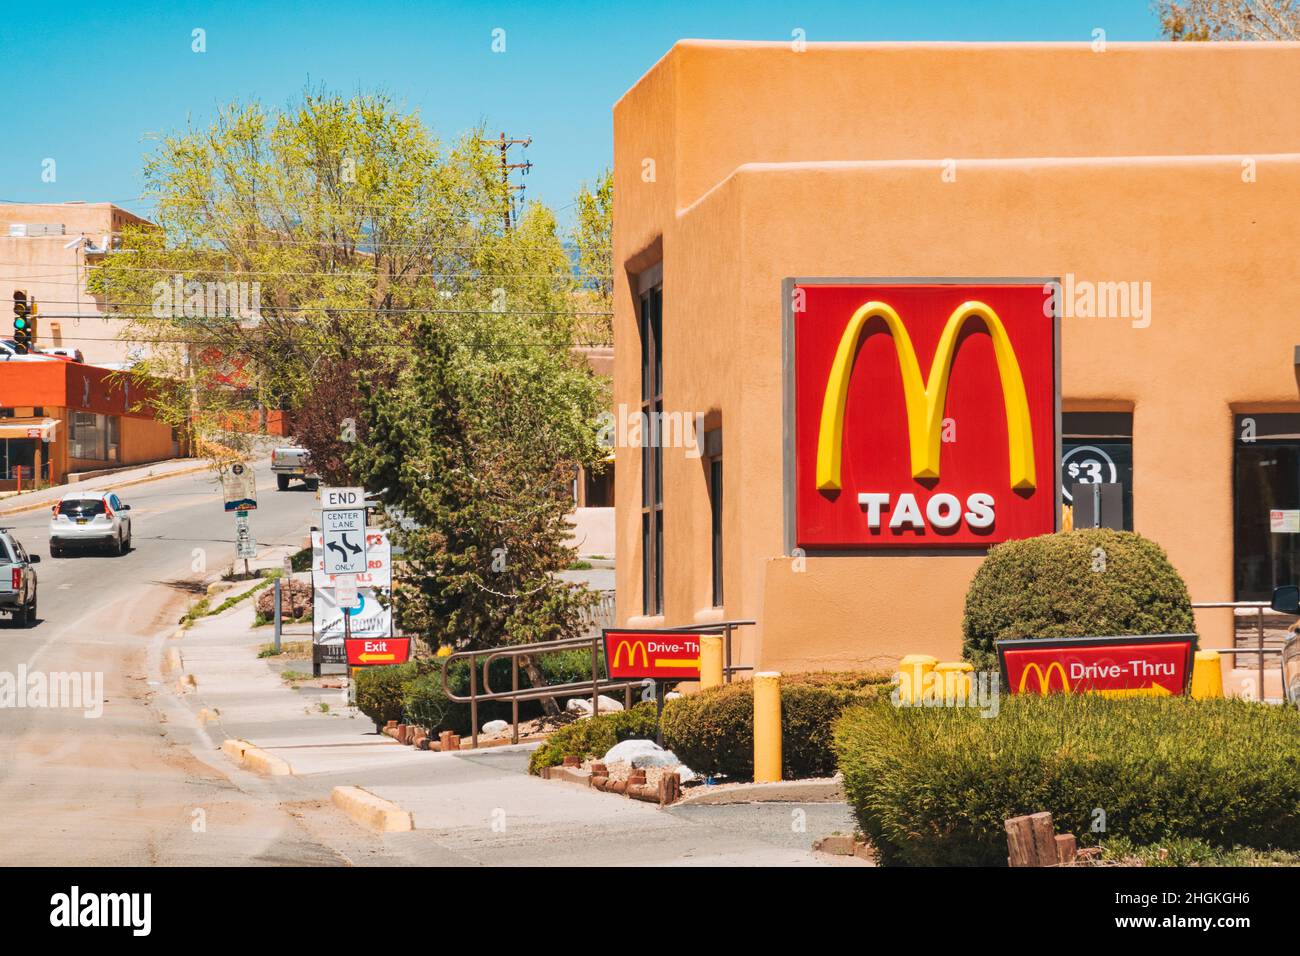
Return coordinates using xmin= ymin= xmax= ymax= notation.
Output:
xmin=49 ymin=492 xmax=133 ymax=556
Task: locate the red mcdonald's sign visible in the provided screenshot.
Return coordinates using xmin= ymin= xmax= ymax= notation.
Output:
xmin=998 ymin=634 xmax=1195 ymax=697
xmin=603 ymin=630 xmax=702 ymax=680
xmin=789 ymin=281 xmax=1058 ymax=549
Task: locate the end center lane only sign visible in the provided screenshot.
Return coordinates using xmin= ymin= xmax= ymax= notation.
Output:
xmin=602 ymin=629 xmax=705 ymax=680
xmin=322 ymin=508 xmax=367 ymax=575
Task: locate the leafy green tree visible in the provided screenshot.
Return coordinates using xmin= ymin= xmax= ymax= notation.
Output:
xmin=95 ymin=86 xmax=612 ymax=673
xmin=569 ymin=168 xmax=613 ymax=346
xmin=353 ymin=245 xmax=606 ymax=672
xmin=90 ymin=89 xmax=507 ymax=456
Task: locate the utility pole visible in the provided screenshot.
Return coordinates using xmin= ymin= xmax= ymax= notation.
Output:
xmin=482 ymin=132 xmax=532 ymax=230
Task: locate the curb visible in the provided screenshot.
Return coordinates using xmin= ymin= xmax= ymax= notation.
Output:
xmin=673 ymin=776 xmax=845 ymax=806
xmin=0 ymin=461 xmax=211 ymax=518
xmin=331 ymin=786 xmax=414 ymax=833
xmin=221 ymin=738 xmax=293 ymax=776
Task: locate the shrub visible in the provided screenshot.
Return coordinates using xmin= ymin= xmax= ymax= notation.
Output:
xmin=834 ymin=695 xmax=1300 ymax=866
xmin=962 ymin=528 xmax=1194 ymax=671
xmin=527 ymin=704 xmax=660 ymax=774
xmin=659 ymin=673 xmax=892 ymax=781
xmin=401 ymin=670 xmax=464 ymax=733
xmin=354 ymin=662 xmax=419 ymax=729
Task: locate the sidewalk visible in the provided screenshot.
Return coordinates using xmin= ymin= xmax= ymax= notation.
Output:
xmin=0 ymin=457 xmax=210 ymax=516
xmin=173 ymin=576 xmax=863 ymax=866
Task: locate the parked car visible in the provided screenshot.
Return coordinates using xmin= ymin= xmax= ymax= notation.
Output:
xmin=0 ymin=528 xmax=39 ymax=626
xmin=271 ymin=445 xmax=319 ymax=491
xmin=38 ymin=346 xmax=84 ymax=362
xmin=0 ymin=340 xmax=60 ymax=362
xmin=49 ymin=491 xmax=133 ymax=556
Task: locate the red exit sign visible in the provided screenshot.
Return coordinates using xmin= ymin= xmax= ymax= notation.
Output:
xmin=603 ymin=630 xmax=704 ymax=680
xmin=344 ymin=637 xmax=411 ymax=667
xmin=998 ymin=634 xmax=1195 ymax=697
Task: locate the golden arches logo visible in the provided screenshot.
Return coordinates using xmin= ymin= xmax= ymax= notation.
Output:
xmin=815 ymin=300 xmax=1037 ymax=492
xmin=612 ymin=641 xmax=649 ymax=669
xmin=1018 ymin=661 xmax=1070 ymax=695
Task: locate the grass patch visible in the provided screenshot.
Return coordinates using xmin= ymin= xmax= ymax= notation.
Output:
xmin=258 ymin=640 xmax=312 ymax=660
xmin=1100 ymin=836 xmax=1300 ymax=867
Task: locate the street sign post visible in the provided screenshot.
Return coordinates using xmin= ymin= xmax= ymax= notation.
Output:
xmin=322 ymin=508 xmax=367 ymax=575
xmin=234 ymin=512 xmax=256 ymax=562
xmin=321 ymin=486 xmax=366 ymax=510
xmin=334 ymin=572 xmax=359 ymax=609
xmin=221 ymin=462 xmax=258 ymax=512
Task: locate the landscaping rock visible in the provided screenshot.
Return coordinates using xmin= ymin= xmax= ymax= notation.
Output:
xmin=602 ymin=738 xmax=665 ymax=765
xmin=255 ymin=578 xmax=313 ymax=619
xmin=631 ymin=748 xmax=685 ymax=769
xmin=482 ymin=719 xmax=509 ymax=734
xmin=565 ymin=695 xmax=625 ymax=716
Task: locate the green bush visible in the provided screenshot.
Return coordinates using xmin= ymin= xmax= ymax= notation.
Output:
xmin=834 ymin=695 xmax=1300 ymax=866
xmin=354 ymin=662 xmax=419 ymax=729
xmin=527 ymin=704 xmax=660 ymax=774
xmin=962 ymin=528 xmax=1194 ymax=671
xmin=658 ymin=673 xmax=892 ymax=781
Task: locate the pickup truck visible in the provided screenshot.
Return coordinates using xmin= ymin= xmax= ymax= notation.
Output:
xmin=0 ymin=528 xmax=40 ymax=627
xmin=271 ymin=445 xmax=319 ymax=491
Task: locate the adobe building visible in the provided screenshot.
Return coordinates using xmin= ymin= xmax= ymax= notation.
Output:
xmin=0 ymin=362 xmax=181 ymax=490
xmin=0 ymin=201 xmax=152 ymax=367
xmin=611 ymin=41 xmax=1300 ymax=681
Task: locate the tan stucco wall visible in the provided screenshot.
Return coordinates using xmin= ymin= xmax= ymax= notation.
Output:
xmin=613 ymin=41 xmax=1300 ymax=673
xmin=0 ymin=202 xmax=152 ymax=366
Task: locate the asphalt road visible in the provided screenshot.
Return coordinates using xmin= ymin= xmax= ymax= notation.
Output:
xmin=0 ymin=461 xmax=860 ymax=867
xmin=0 ymin=461 xmax=337 ymax=865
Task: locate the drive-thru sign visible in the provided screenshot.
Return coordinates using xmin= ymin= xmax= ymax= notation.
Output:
xmin=603 ymin=630 xmax=702 ymax=680
xmin=998 ymin=634 xmax=1195 ymax=697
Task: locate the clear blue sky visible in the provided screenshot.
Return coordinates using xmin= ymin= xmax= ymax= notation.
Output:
xmin=0 ymin=1 xmax=1161 ymax=227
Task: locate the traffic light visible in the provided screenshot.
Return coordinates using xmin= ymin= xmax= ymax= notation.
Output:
xmin=12 ymin=291 xmax=31 ymax=354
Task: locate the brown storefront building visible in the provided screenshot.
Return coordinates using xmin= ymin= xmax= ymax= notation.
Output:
xmin=0 ymin=362 xmax=180 ymax=490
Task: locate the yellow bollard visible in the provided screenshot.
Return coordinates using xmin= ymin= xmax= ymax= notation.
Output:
xmin=700 ymin=635 xmax=724 ymax=691
xmin=935 ymin=661 xmax=974 ymax=701
xmin=1191 ymin=650 xmax=1224 ymax=700
xmin=753 ymin=671 xmax=782 ymax=783
xmin=897 ymin=654 xmax=938 ymax=705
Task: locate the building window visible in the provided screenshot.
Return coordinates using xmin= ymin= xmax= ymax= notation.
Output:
xmin=708 ymin=428 xmax=723 ymax=607
xmin=69 ymin=411 xmax=120 ymax=461
xmin=1062 ymin=412 xmax=1133 ymax=530
xmin=1234 ymin=414 xmax=1300 ymax=601
xmin=639 ymin=278 xmax=663 ymax=615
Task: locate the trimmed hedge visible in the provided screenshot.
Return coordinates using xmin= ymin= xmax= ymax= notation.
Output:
xmin=835 ymin=695 xmax=1300 ymax=866
xmin=355 ymin=662 xmax=419 ymax=728
xmin=658 ymin=673 xmax=893 ymax=781
xmin=527 ymin=704 xmax=660 ymax=774
xmin=962 ymin=528 xmax=1194 ymax=671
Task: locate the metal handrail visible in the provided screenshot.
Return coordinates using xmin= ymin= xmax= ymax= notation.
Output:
xmin=1192 ymin=599 xmax=1293 ymax=698
xmin=438 ymin=620 xmax=760 ymax=749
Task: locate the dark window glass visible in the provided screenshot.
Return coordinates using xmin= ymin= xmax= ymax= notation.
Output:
xmin=1234 ymin=414 xmax=1300 ymax=601
xmin=59 ymin=499 xmax=106 ymax=517
xmin=639 ymin=278 xmax=664 ymax=616
xmin=1062 ymin=412 xmax=1134 ymax=531
xmin=711 ymin=457 xmax=723 ymax=607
